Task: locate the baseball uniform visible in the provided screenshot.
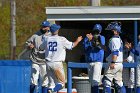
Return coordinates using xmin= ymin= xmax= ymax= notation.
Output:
xmin=83 ymin=24 xmax=105 ymax=93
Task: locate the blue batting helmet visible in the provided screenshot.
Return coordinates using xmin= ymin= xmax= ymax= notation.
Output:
xmin=41 ymin=21 xmax=50 ymax=27
xmin=50 ymin=24 xmax=61 ymax=33
xmin=93 ymin=24 xmax=102 ymax=32
xmin=106 ymin=22 xmax=121 ymax=33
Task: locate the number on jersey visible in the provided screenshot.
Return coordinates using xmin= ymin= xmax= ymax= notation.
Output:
xmin=48 ymin=42 xmax=57 ymax=51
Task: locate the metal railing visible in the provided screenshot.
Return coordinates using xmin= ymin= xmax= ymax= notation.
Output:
xmin=67 ymin=62 xmax=137 ymax=93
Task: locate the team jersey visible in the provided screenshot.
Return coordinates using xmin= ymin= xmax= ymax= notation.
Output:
xmin=83 ymin=35 xmax=105 ymax=62
xmin=41 ymin=35 xmax=73 ymax=62
xmin=25 ymin=30 xmax=51 ymax=64
xmin=106 ymin=36 xmax=123 ymax=63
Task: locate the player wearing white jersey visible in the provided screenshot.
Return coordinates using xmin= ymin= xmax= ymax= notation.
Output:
xmin=136 ymin=38 xmax=140 ymax=93
xmin=123 ymin=39 xmax=135 ymax=93
xmin=25 ymin=21 xmax=51 ymax=93
xmin=124 ymin=36 xmax=140 ymax=93
xmin=102 ymin=22 xmax=126 ymax=93
xmin=40 ymin=24 xmax=83 ymax=93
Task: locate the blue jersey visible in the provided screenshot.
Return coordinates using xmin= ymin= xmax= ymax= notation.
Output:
xmin=83 ymin=35 xmax=105 ymax=62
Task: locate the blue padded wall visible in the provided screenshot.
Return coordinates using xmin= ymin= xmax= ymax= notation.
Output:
xmin=0 ymin=60 xmax=31 ymax=93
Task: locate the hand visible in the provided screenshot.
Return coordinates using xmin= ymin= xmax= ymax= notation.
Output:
xmin=73 ymin=36 xmax=83 ymax=48
xmin=86 ymin=33 xmax=93 ymax=41
xmin=110 ymin=63 xmax=115 ymax=69
xmin=29 ymin=44 xmax=34 ymax=49
xmin=77 ymin=36 xmax=83 ymax=42
xmin=125 ymin=42 xmax=132 ymax=50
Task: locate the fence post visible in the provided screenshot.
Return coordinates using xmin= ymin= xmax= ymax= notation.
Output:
xmin=67 ymin=65 xmax=72 ymax=93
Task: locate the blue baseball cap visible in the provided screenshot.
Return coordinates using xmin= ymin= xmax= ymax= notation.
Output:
xmin=50 ymin=24 xmax=61 ymax=33
xmin=93 ymin=24 xmax=102 ymax=32
xmin=41 ymin=21 xmax=50 ymax=27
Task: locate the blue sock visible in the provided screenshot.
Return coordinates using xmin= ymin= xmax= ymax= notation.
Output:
xmin=91 ymin=86 xmax=99 ymax=93
xmin=121 ymin=86 xmax=126 ymax=93
xmin=126 ymin=88 xmax=133 ymax=93
xmin=30 ymin=85 xmax=36 ymax=93
xmin=42 ymin=87 xmax=48 ymax=93
xmin=103 ymin=87 xmax=111 ymax=93
xmin=53 ymin=83 xmax=63 ymax=92
xmin=137 ymin=87 xmax=140 ymax=93
xmin=117 ymin=86 xmax=126 ymax=93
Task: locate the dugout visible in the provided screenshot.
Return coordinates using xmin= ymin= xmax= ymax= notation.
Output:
xmin=45 ymin=6 xmax=140 ymax=61
xmin=46 ymin=6 xmax=140 ymax=75
xmin=45 ymin=6 xmax=140 ymax=93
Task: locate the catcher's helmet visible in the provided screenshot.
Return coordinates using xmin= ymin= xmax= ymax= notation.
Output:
xmin=93 ymin=24 xmax=102 ymax=32
xmin=106 ymin=21 xmax=121 ymax=33
xmin=41 ymin=21 xmax=50 ymax=27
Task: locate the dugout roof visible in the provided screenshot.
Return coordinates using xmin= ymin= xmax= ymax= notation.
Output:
xmin=45 ymin=6 xmax=140 ymax=21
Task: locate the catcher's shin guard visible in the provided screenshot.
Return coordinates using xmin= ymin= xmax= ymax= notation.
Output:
xmin=91 ymin=86 xmax=99 ymax=93
xmin=137 ymin=87 xmax=140 ymax=93
xmin=30 ymin=85 xmax=36 ymax=93
xmin=42 ymin=87 xmax=48 ymax=93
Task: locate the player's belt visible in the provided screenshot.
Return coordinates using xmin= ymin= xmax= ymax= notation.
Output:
xmin=115 ymin=61 xmax=123 ymax=63
xmin=45 ymin=59 xmax=63 ymax=62
xmin=110 ymin=61 xmax=122 ymax=63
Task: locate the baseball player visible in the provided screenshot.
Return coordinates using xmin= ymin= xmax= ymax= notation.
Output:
xmin=102 ymin=22 xmax=126 ymax=93
xmin=40 ymin=24 xmax=83 ymax=93
xmin=125 ymin=35 xmax=140 ymax=93
xmin=25 ymin=21 xmax=51 ymax=93
xmin=123 ymin=38 xmax=135 ymax=93
xmin=83 ymin=24 xmax=105 ymax=93
xmin=137 ymin=35 xmax=140 ymax=93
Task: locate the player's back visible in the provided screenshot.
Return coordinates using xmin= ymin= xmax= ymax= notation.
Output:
xmin=45 ymin=35 xmax=73 ymax=62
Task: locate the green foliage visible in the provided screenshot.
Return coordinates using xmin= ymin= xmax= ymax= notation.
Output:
xmin=101 ymin=0 xmax=140 ymax=6
xmin=0 ymin=0 xmax=140 ymax=59
xmin=0 ymin=0 xmax=89 ymax=59
xmin=46 ymin=0 xmax=89 ymax=6
xmin=0 ymin=1 xmax=10 ymax=59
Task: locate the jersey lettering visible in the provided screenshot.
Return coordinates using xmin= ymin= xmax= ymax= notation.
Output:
xmin=48 ymin=42 xmax=57 ymax=51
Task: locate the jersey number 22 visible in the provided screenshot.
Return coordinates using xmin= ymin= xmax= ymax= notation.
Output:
xmin=48 ymin=42 xmax=57 ymax=51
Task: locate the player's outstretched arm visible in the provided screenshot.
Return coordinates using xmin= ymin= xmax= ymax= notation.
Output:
xmin=73 ymin=36 xmax=83 ymax=48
